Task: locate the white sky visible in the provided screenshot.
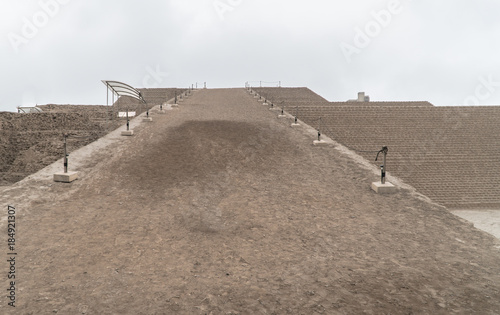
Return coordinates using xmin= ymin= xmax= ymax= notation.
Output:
xmin=1 ymin=0 xmax=500 ymax=111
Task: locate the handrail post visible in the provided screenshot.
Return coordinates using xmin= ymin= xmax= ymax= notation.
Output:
xmin=318 ymin=117 xmax=322 ymax=141
xmin=63 ymin=134 xmax=68 ymax=173
xmin=375 ymin=146 xmax=389 ymax=184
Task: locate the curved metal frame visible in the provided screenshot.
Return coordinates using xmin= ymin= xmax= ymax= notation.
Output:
xmin=102 ymin=80 xmax=146 ymax=103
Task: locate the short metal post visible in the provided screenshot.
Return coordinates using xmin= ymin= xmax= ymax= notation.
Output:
xmin=295 ymin=106 xmax=298 ymax=124
xmin=281 ymin=106 xmax=284 ymax=115
xmin=318 ymin=117 xmax=322 ymax=141
xmin=63 ymin=134 xmax=68 ymax=173
xmin=175 ymin=92 xmax=177 ymax=104
xmin=126 ymin=108 xmax=130 ymax=131
xmin=382 ymin=149 xmax=387 ymax=184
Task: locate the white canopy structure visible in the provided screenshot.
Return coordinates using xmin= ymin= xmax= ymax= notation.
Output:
xmin=17 ymin=106 xmax=43 ymax=113
xmin=102 ymin=80 xmax=146 ymax=104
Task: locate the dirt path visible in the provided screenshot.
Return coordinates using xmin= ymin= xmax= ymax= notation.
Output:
xmin=2 ymin=88 xmax=500 ymax=314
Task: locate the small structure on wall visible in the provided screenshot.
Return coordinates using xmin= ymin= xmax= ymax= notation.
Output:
xmin=348 ymin=92 xmax=370 ymax=102
xmin=17 ymin=106 xmax=43 ymax=113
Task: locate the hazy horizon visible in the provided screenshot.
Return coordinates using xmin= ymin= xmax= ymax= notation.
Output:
xmin=1 ymin=0 xmax=500 ymax=112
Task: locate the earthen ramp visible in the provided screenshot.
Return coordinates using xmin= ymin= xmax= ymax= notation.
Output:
xmin=1 ymin=88 xmax=500 ymax=314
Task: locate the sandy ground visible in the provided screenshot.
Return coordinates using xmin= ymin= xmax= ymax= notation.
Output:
xmin=1 ymin=89 xmax=500 ymax=314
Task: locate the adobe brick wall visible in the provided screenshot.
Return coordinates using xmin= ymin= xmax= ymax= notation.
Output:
xmin=0 ymin=112 xmax=106 ymax=184
xmin=258 ymin=88 xmax=500 ymax=210
xmin=300 ymin=106 xmax=500 ymax=209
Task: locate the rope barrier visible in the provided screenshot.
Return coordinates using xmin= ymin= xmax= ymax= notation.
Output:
xmin=288 ymin=106 xmax=383 ymax=154
xmin=271 ymin=105 xmax=383 ymax=150
xmin=375 ymin=146 xmax=389 ymax=161
xmin=61 ymin=133 xmax=92 ymax=173
xmin=271 ymin=104 xmax=390 ymax=182
xmin=247 ymin=81 xmax=281 ymax=87
xmin=306 ymin=118 xmax=385 ymax=155
xmin=308 ymin=117 xmax=322 ymax=123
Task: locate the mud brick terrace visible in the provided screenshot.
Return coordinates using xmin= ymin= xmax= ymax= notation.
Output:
xmin=1 ymin=86 xmax=500 ymax=313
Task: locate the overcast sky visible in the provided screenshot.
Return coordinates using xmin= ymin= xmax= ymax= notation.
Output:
xmin=1 ymin=0 xmax=500 ymax=112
